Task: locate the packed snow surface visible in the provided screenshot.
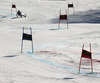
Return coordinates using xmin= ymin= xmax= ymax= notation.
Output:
xmin=0 ymin=0 xmax=100 ymax=83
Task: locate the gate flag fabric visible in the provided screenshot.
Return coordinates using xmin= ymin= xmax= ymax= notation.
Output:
xmin=68 ymin=4 xmax=73 ymax=8
xmin=23 ymin=33 xmax=32 ymax=41
xmin=12 ymin=4 xmax=16 ymax=8
xmin=82 ymin=50 xmax=91 ymax=59
xmin=60 ymin=15 xmax=67 ymax=20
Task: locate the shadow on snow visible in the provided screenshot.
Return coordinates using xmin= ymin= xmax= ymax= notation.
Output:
xmin=49 ymin=9 xmax=100 ymax=24
xmin=4 ymin=55 xmax=18 ymax=57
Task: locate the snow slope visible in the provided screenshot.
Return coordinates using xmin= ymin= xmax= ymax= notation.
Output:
xmin=0 ymin=0 xmax=100 ymax=83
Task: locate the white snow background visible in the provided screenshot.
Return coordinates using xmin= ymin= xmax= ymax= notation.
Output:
xmin=0 ymin=0 xmax=100 ymax=83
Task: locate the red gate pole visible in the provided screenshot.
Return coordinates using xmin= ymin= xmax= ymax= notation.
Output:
xmin=15 ymin=6 xmax=17 ymax=14
xmin=58 ymin=18 xmax=60 ymax=29
xmin=90 ymin=43 xmax=93 ymax=73
xmin=58 ymin=9 xmax=61 ymax=29
xmin=11 ymin=2 xmax=13 ymax=15
xmin=68 ymin=2 xmax=69 ymax=15
xmin=30 ymin=27 xmax=34 ymax=53
xmin=78 ymin=57 xmax=82 ymax=73
xmin=21 ymin=27 xmax=24 ymax=53
xmin=72 ymin=2 xmax=75 ymax=14
xmin=78 ymin=44 xmax=84 ymax=73
xmin=65 ymin=9 xmax=68 ymax=28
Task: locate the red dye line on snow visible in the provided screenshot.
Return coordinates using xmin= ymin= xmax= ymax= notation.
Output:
xmin=35 ymin=51 xmax=100 ymax=63
xmin=35 ymin=51 xmax=80 ymax=54
xmin=35 ymin=51 xmax=97 ymax=54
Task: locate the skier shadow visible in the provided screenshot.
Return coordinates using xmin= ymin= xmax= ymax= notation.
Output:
xmin=49 ymin=8 xmax=100 ymax=24
xmin=56 ymin=77 xmax=74 ymax=80
xmin=11 ymin=17 xmax=19 ymax=19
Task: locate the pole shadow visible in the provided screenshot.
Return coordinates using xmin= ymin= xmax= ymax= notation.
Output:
xmin=4 ymin=55 xmax=18 ymax=57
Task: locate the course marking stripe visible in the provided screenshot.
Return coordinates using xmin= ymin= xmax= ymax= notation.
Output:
xmin=26 ymin=51 xmax=100 ymax=77
xmin=26 ymin=41 xmax=100 ymax=77
xmin=27 ymin=51 xmax=78 ymax=72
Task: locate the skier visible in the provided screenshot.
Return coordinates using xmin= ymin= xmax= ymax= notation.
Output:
xmin=16 ymin=10 xmax=26 ymax=18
